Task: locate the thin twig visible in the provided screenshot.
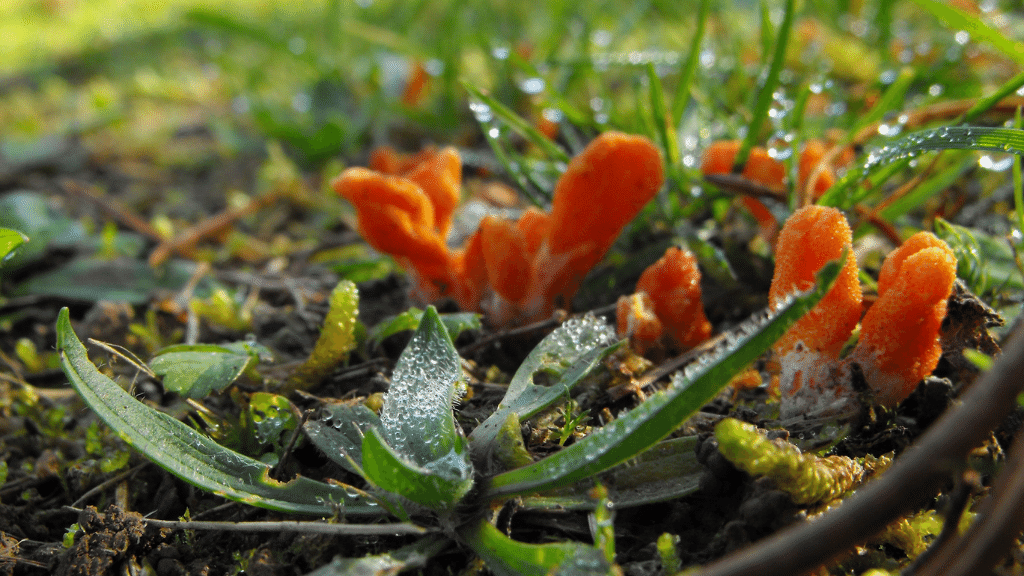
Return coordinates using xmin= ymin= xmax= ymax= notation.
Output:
xmin=911 ymin=425 xmax=1024 ymax=576
xmin=459 ymin=305 xmax=616 ymax=356
xmin=71 ymin=463 xmax=148 ymax=509
xmin=608 ymin=332 xmax=726 ymax=402
xmin=61 ymin=506 xmax=430 ymax=536
xmin=694 ymin=324 xmax=1024 ymax=576
xmin=148 ymin=191 xmax=283 ymax=267
xmin=60 ymin=178 xmax=166 ymax=242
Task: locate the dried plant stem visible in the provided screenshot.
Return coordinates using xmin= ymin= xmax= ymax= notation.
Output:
xmin=148 ymin=191 xmax=283 ymax=267
xmin=693 ymin=324 xmax=1024 ymax=576
xmin=61 ymin=506 xmax=429 ymax=536
xmin=60 ymin=178 xmax=165 ymax=242
xmin=912 ymin=427 xmax=1024 ymax=575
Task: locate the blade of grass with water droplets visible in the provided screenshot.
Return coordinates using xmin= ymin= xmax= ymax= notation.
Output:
xmin=482 ymin=257 xmax=843 ymax=499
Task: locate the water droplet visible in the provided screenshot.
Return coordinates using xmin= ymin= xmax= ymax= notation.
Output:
xmin=519 ymin=77 xmax=545 ymax=95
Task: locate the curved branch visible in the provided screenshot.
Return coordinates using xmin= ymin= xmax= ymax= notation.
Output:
xmin=692 ymin=325 xmax=1024 ymax=576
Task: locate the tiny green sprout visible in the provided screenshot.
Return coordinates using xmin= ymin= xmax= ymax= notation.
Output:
xmin=14 ymin=338 xmax=46 ymax=373
xmin=190 ymin=287 xmax=254 ymax=332
xmin=556 ymin=402 xmax=592 ymax=447
xmin=657 ymin=533 xmax=681 ymax=574
xmin=285 ymin=280 xmax=359 ymax=392
xmin=63 ymin=523 xmax=80 ymax=548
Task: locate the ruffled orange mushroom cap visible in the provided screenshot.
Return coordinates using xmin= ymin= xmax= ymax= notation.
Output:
xmin=368 ymin=146 xmax=438 ymax=175
xmin=769 ymin=205 xmax=862 ymax=359
xmin=333 ymin=167 xmax=456 ymax=302
xmin=403 ymin=147 xmax=461 ymax=238
xmin=634 ymin=247 xmax=712 ymax=349
xmin=851 ymin=233 xmax=957 ymax=406
xmin=525 ymin=132 xmax=663 ymax=320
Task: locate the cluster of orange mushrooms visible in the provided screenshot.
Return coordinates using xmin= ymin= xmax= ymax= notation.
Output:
xmin=332 ymin=132 xmax=957 ymax=414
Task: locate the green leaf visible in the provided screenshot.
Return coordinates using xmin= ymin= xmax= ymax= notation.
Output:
xmin=671 ymin=0 xmax=711 ymax=121
xmin=369 ymin=306 xmax=473 ymax=507
xmin=14 ymin=257 xmax=214 ymax=304
xmin=361 ymin=427 xmax=473 ymax=509
xmin=0 ymin=191 xmax=87 ymax=271
xmin=482 ymin=257 xmax=844 ymax=499
xmin=934 ymin=218 xmax=1023 ymax=296
xmin=248 ymin=393 xmax=297 ymax=447
xmin=0 ymin=228 xmax=28 ymax=265
xmin=367 ymin=307 xmax=481 ymax=350
xmin=56 ymin=308 xmax=383 ymax=516
xmin=304 ymin=402 xmax=382 ymax=475
xmin=459 ymin=519 xmax=612 ymax=576
xmin=150 ymin=343 xmax=265 ymax=399
xmin=469 ymin=315 xmax=619 ymax=467
xmin=305 ymin=535 xmax=449 ymax=576
xmin=520 ymin=436 xmax=701 ymax=510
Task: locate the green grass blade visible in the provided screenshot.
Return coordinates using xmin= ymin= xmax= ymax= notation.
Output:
xmin=910 ymin=0 xmax=1024 ymax=66
xmin=520 ymin=436 xmax=701 ymax=511
xmin=849 ymin=67 xmax=916 ymax=141
xmin=55 ymin=308 xmax=382 ymax=516
xmin=672 ymin=0 xmax=711 ymax=121
xmin=646 ymin=62 xmax=680 ymax=174
xmin=959 ymin=68 xmax=1024 ymax=124
xmin=481 ymin=257 xmax=843 ymax=499
xmin=820 ymin=126 xmax=1024 ymax=207
xmin=733 ymin=0 xmax=796 ymax=171
xmin=1015 ymin=108 xmax=1024 ymax=236
xmin=463 ymin=82 xmax=571 ymax=165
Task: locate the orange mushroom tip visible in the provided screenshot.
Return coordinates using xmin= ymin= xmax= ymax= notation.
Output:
xmin=851 ymin=234 xmax=957 ymax=406
xmin=768 ymin=208 xmax=958 ymax=415
xmin=617 ymin=246 xmax=712 ymax=356
xmin=770 ymin=205 xmax=862 ymax=360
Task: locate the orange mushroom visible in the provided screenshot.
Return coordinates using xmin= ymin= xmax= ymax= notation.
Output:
xmin=769 ymin=205 xmax=862 ymax=415
xmin=332 ymin=163 xmax=461 ymax=304
xmin=617 ymin=247 xmax=712 ymax=356
xmin=523 ymin=132 xmax=664 ymax=321
xmin=336 ymin=132 xmax=663 ymax=328
xmin=769 ymin=206 xmax=862 ymax=359
xmin=850 ymin=232 xmax=957 ymax=406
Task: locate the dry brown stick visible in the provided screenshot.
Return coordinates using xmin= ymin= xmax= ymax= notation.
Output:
xmin=850 ymin=96 xmax=1024 ymax=148
xmin=692 ymin=324 xmax=1024 ymax=576
xmin=147 ymin=191 xmax=283 ymax=267
xmin=911 ymin=424 xmax=1024 ymax=576
xmin=61 ymin=506 xmax=431 ymax=536
xmin=60 ymin=178 xmax=165 ymax=241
